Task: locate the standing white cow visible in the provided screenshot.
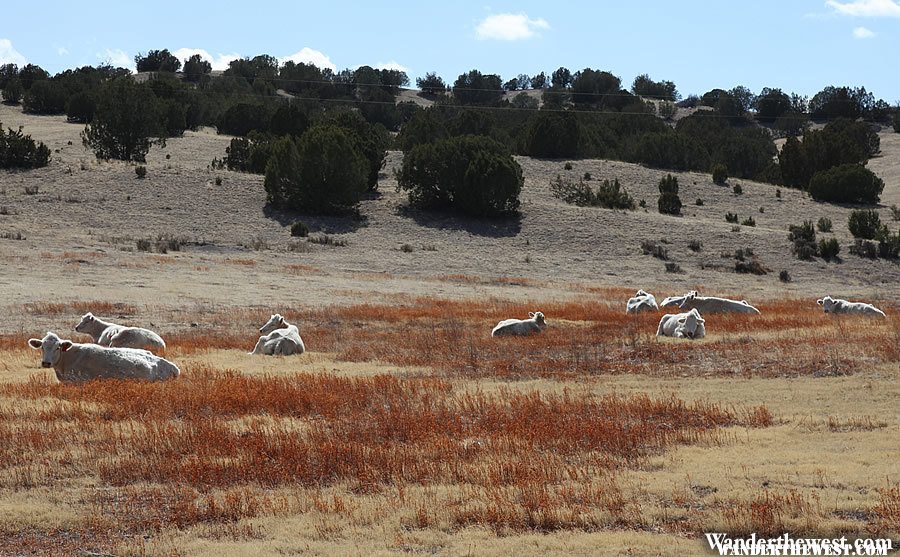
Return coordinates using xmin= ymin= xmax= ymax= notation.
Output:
xmin=250 ymin=314 xmax=306 ymax=355
xmin=74 ymin=313 xmax=166 ymax=352
xmin=678 ymin=292 xmax=760 ymax=315
xmin=491 ymin=311 xmax=547 ymax=337
xmin=660 ymin=291 xmax=699 ymax=308
xmin=816 ymin=296 xmax=886 ymax=317
xmin=656 ymin=309 xmax=706 ymax=339
xmin=28 ymin=332 xmax=179 ymax=383
xmin=626 ymin=290 xmax=659 ymax=314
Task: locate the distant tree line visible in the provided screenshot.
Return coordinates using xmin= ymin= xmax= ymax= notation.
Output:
xmin=2 ymin=52 xmax=896 ymax=212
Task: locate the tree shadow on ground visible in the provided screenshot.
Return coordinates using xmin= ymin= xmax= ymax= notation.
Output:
xmin=262 ymin=194 xmax=376 ymax=234
xmin=395 ymin=205 xmax=522 ymax=238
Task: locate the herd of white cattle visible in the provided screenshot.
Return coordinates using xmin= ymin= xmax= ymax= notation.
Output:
xmin=24 ymin=294 xmax=886 ymax=384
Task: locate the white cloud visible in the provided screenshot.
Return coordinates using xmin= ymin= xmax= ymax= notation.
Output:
xmin=475 ymin=13 xmax=549 ymax=41
xmin=57 ymin=47 xmax=69 ymax=56
xmin=375 ymin=60 xmax=410 ymax=73
xmin=826 ymin=0 xmax=900 ymax=17
xmin=171 ymin=48 xmax=241 ymax=71
xmin=0 ymin=38 xmax=27 ymax=66
xmin=279 ymin=48 xmax=336 ymax=72
xmin=853 ymin=25 xmax=877 ymax=37
xmin=97 ymin=48 xmax=133 ymax=70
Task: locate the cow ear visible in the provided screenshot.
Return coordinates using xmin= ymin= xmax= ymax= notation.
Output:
xmin=816 ymin=299 xmax=823 ymax=305
xmin=60 ymin=341 xmax=73 ymax=351
xmin=28 ymin=339 xmax=42 ymax=349
xmin=528 ymin=312 xmax=535 ymax=318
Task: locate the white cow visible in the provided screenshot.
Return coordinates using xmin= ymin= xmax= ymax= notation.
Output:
xmin=491 ymin=311 xmax=547 ymax=337
xmin=250 ymin=314 xmax=306 ymax=355
xmin=74 ymin=313 xmax=166 ymax=352
xmin=660 ymin=290 xmax=699 ymax=308
xmin=626 ymin=289 xmax=659 ymax=314
xmin=817 ymin=296 xmax=886 ymax=317
xmin=28 ymin=332 xmax=179 ymax=383
xmin=656 ymin=309 xmax=706 ymax=339
xmin=678 ymin=292 xmax=761 ymax=315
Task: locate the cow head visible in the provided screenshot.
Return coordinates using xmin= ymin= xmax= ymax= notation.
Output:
xmin=74 ymin=313 xmax=95 ymax=333
xmin=28 ymin=332 xmax=73 ymax=368
xmin=678 ymin=309 xmax=705 ymax=339
xmin=528 ymin=311 xmax=547 ymax=329
xmin=259 ymin=313 xmax=286 ymax=334
xmin=817 ymin=297 xmax=836 ymax=313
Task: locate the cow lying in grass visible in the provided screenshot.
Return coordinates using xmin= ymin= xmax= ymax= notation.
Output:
xmin=626 ymin=290 xmax=659 ymax=314
xmin=817 ymin=296 xmax=886 ymax=317
xmin=657 ymin=309 xmax=706 ymax=339
xmin=491 ymin=311 xmax=547 ymax=337
xmin=678 ymin=292 xmax=761 ymax=315
xmin=250 ymin=314 xmax=306 ymax=355
xmin=660 ymin=290 xmax=698 ymax=308
xmin=75 ymin=312 xmax=166 ymax=352
xmin=28 ymin=332 xmax=180 ymax=383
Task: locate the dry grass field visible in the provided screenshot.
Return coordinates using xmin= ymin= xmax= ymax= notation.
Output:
xmin=0 ymin=103 xmax=898 ymax=556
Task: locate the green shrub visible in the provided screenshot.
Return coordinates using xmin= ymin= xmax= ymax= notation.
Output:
xmin=526 ymin=112 xmax=583 ymax=159
xmin=1 ymin=78 xmax=22 ymax=104
xmin=658 ymin=174 xmax=679 ymax=194
xmin=222 ymin=134 xmax=274 ymax=174
xmin=0 ymin=123 xmax=51 ymax=169
xmin=322 ymin=111 xmax=390 ymax=191
xmin=817 ymin=217 xmax=833 ymax=233
xmin=550 ymin=175 xmax=635 ymax=210
xmin=809 ymin=164 xmax=884 ymax=204
xmin=818 ymin=237 xmax=840 ymax=260
xmin=711 ymin=163 xmax=727 ymax=185
xmin=849 ymin=239 xmax=878 ymax=259
xmin=779 ymin=270 xmax=791 ymax=282
xmin=878 ymin=230 xmax=900 ymax=259
xmin=135 ymin=165 xmax=147 ymax=179
xmin=695 ymin=198 xmax=704 ymax=206
xmin=396 ymin=135 xmax=522 ymax=217
xmin=66 ymin=91 xmax=96 ymax=123
xmin=134 ymin=49 xmax=181 ymax=73
xmin=688 ymin=240 xmax=702 ymax=252
xmin=741 ymin=216 xmax=755 ymax=227
xmin=893 ymin=113 xmax=900 ymax=133
xmin=82 ymin=79 xmax=161 ymax=162
xmin=657 ymin=175 xmax=681 ymax=215
xmin=183 ymin=54 xmax=212 ymax=83
xmin=732 ymin=183 xmax=743 ymax=195
xmin=725 ymin=212 xmax=738 ymax=224
xmin=788 ymin=220 xmax=817 ymax=260
xmin=22 ymin=80 xmax=67 ymax=114
xmin=290 ymin=221 xmax=309 ymax=237
xmin=264 ymin=126 xmax=368 ymax=214
xmin=217 ymin=103 xmax=272 ymax=136
xmin=415 ymin=72 xmax=447 ymax=97
xmin=891 ymin=204 xmax=900 ymax=221
xmin=847 ymin=209 xmax=884 ymax=240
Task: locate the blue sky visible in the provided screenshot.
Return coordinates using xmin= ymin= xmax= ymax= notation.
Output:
xmin=2 ymin=0 xmax=898 ymax=101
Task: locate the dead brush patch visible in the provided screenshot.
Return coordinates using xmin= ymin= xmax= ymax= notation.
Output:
xmin=870 ymin=483 xmax=900 ymax=535
xmin=0 ymin=365 xmax=753 ymax=536
xmin=0 ymin=366 xmax=768 ymax=546
xmin=166 ymin=298 xmax=897 ymax=379
xmin=722 ymin=489 xmax=823 ymax=536
xmin=22 ymin=300 xmax=137 ymax=317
